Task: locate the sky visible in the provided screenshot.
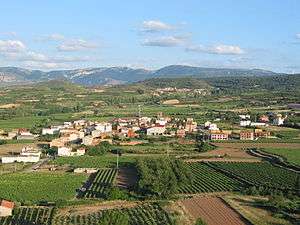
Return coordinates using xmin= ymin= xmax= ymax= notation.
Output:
xmin=0 ymin=0 xmax=299 ymax=73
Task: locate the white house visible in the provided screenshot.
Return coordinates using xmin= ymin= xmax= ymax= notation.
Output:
xmin=146 ymin=126 xmax=166 ymax=136
xmin=82 ymin=135 xmax=94 ymax=146
xmin=208 ymin=123 xmax=219 ymax=131
xmin=240 ymin=120 xmax=251 ymax=127
xmin=1 ymin=155 xmax=40 ymax=163
xmin=95 ymin=122 xmax=112 ymax=133
xmin=250 ymin=122 xmax=267 ymax=127
xmin=42 ymin=127 xmax=60 ymax=135
xmin=57 ymin=147 xmax=73 ymax=156
xmin=0 ymin=200 xmax=14 ymax=217
xmin=273 ymin=114 xmax=286 ymax=126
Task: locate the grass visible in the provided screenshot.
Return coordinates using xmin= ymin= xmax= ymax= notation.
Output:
xmin=0 ymin=172 xmax=87 ymax=203
xmin=261 ymin=147 xmax=300 ymax=166
xmin=52 ymin=155 xmax=136 ymax=168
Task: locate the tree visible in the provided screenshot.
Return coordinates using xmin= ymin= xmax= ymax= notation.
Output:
xmin=98 ymin=211 xmax=129 ymax=225
xmin=87 ymin=141 xmax=112 ymax=156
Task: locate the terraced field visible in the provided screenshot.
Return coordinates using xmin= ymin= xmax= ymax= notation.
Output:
xmin=0 ymin=207 xmax=54 ymax=225
xmin=178 ymin=162 xmax=243 ymax=194
xmin=83 ymin=169 xmax=117 ymax=198
xmin=209 ymin=162 xmax=300 ymax=191
xmin=52 ymin=203 xmax=175 ymax=225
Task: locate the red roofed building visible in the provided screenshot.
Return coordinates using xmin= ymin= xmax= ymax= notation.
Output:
xmin=0 ymin=200 xmax=14 ymax=217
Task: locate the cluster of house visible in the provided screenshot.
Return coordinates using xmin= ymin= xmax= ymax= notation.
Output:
xmin=239 ymin=113 xmax=287 ymax=127
xmin=0 ymin=128 xmax=37 ymax=140
xmin=153 ymin=87 xmax=210 ymax=96
xmin=45 ymin=116 xmax=199 ymax=156
xmin=203 ymin=121 xmax=271 ymax=141
xmin=1 ymin=146 xmax=41 ymax=164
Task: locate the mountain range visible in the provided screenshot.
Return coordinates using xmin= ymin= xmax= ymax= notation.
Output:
xmin=0 ymin=65 xmax=284 ymax=86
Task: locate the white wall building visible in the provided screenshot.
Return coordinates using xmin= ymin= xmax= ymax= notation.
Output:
xmin=146 ymin=126 xmax=166 ymax=136
xmin=240 ymin=120 xmax=251 ymax=127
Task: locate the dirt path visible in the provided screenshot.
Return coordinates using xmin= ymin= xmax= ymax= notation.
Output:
xmin=179 ymin=196 xmax=251 ymax=225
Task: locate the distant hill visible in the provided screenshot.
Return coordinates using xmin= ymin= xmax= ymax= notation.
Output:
xmin=0 ymin=65 xmax=287 ymax=86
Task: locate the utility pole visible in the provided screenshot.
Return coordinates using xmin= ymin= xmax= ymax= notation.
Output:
xmin=116 ymin=149 xmax=119 ymax=170
xmin=138 ymin=105 xmax=141 ymax=118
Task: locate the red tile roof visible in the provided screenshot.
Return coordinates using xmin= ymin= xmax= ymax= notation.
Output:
xmin=0 ymin=200 xmax=14 ymax=209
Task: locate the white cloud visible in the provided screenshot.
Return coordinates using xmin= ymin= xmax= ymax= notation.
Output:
xmin=23 ymin=61 xmax=70 ymax=70
xmin=57 ymin=39 xmax=98 ymax=51
xmin=46 ymin=33 xmax=65 ymax=41
xmin=186 ymin=44 xmax=245 ymax=55
xmin=0 ymin=40 xmax=26 ymax=52
xmin=141 ymin=20 xmax=174 ymax=32
xmin=142 ymin=36 xmax=186 ymax=47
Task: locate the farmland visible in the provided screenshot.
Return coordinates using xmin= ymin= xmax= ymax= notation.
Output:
xmin=0 ymin=207 xmax=54 ymax=225
xmin=52 ymin=203 xmax=175 ymax=225
xmin=0 ymin=172 xmax=87 ymax=203
xmin=52 ymin=155 xmax=135 ymax=168
xmin=179 ymin=196 xmax=249 ymax=225
xmin=83 ymin=169 xmax=117 ymax=198
xmin=209 ymin=162 xmax=300 ymax=191
xmin=178 ymin=162 xmax=242 ymax=194
xmin=261 ymin=147 xmax=300 ymax=166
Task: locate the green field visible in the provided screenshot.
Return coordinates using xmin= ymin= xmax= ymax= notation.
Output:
xmin=178 ymin=162 xmax=242 ymax=193
xmin=52 ymin=203 xmax=175 ymax=225
xmin=52 ymin=155 xmax=135 ymax=168
xmin=261 ymin=148 xmax=300 ymax=166
xmin=0 ymin=207 xmax=54 ymax=225
xmin=83 ymin=169 xmax=117 ymax=198
xmin=0 ymin=172 xmax=87 ymax=203
xmin=209 ymin=162 xmax=300 ymax=191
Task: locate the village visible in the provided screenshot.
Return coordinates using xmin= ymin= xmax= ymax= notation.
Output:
xmin=0 ymin=112 xmax=288 ymax=165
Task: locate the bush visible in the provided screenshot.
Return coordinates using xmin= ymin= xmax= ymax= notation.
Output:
xmin=196 ymin=141 xmax=215 ymax=152
xmin=105 ymin=187 xmax=130 ymax=200
xmin=136 ymin=158 xmax=193 ymax=198
xmin=98 ymin=211 xmax=129 ymax=225
xmin=0 ymin=140 xmax=7 ymax=145
xmin=87 ymin=141 xmax=111 ymax=156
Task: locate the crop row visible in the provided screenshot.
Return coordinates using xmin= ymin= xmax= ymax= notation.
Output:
xmin=178 ymin=162 xmax=242 ymax=194
xmin=209 ymin=162 xmax=300 ymax=191
xmin=83 ymin=169 xmax=117 ymax=198
xmin=0 ymin=207 xmax=54 ymax=225
xmin=52 ymin=203 xmax=175 ymax=225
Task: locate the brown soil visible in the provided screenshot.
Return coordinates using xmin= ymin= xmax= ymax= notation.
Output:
xmin=116 ymin=167 xmax=138 ymax=190
xmin=179 ymin=196 xmax=250 ymax=225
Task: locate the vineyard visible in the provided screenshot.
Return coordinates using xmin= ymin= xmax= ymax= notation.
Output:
xmin=52 ymin=203 xmax=175 ymax=225
xmin=0 ymin=207 xmax=54 ymax=225
xmin=209 ymin=162 xmax=300 ymax=191
xmin=0 ymin=172 xmax=87 ymax=203
xmin=178 ymin=162 xmax=243 ymax=193
xmin=83 ymin=169 xmax=117 ymax=198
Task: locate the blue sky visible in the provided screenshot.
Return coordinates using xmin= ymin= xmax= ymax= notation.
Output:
xmin=0 ymin=0 xmax=299 ymax=72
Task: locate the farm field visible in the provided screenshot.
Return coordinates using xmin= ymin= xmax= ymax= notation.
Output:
xmin=0 ymin=206 xmax=54 ymax=225
xmin=178 ymin=162 xmax=242 ymax=194
xmin=179 ymin=196 xmax=249 ymax=225
xmin=261 ymin=147 xmax=300 ymax=166
xmin=51 ymin=155 xmax=135 ymax=168
xmin=209 ymin=162 xmax=300 ymax=191
xmin=116 ymin=166 xmax=138 ymax=190
xmin=83 ymin=169 xmax=117 ymax=198
xmin=0 ymin=172 xmax=87 ymax=203
xmin=223 ymin=194 xmax=294 ymax=225
xmin=52 ymin=203 xmax=175 ymax=225
xmin=202 ymin=142 xmax=300 ymax=160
